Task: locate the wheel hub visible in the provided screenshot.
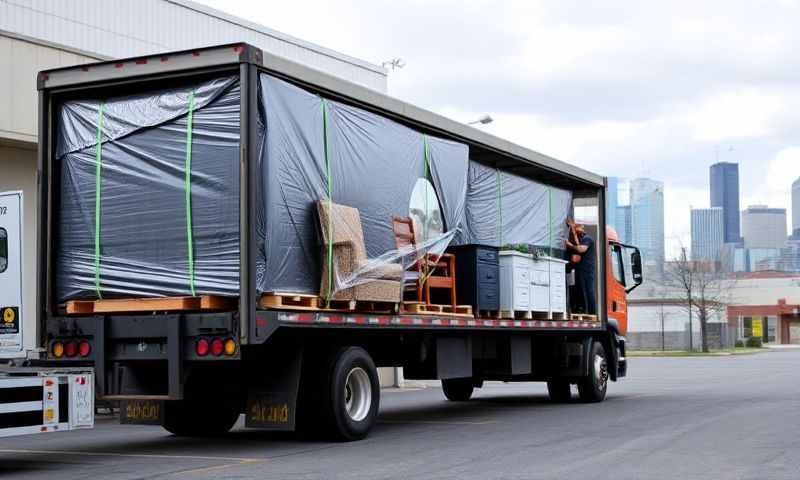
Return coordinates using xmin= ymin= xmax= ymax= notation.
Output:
xmin=344 ymin=367 xmax=371 ymax=422
xmin=594 ymin=354 xmax=608 ymax=390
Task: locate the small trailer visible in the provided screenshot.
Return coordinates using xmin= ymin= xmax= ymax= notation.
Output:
xmin=0 ymin=191 xmax=93 ymax=439
xmin=0 ymin=365 xmax=94 ymax=438
xmin=36 ymin=43 xmax=642 ymax=441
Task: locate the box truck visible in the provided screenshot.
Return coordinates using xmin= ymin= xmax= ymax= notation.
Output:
xmin=0 ymin=191 xmax=94 ymax=438
xmin=36 ymin=43 xmax=642 ymax=441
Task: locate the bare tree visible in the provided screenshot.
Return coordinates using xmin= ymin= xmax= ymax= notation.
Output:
xmin=663 ymin=247 xmax=731 ymax=352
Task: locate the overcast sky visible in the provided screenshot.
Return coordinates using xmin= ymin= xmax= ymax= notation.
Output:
xmin=198 ymin=0 xmax=800 ymax=258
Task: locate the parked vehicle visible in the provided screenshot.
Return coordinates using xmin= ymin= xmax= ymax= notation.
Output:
xmin=0 ymin=191 xmax=94 ymax=438
xmin=36 ymin=43 xmax=642 ymax=441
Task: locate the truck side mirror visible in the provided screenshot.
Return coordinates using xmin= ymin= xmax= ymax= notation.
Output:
xmin=629 ymin=249 xmax=643 ymax=291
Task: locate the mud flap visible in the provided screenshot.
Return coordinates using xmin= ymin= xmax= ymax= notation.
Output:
xmin=244 ymin=345 xmax=303 ymax=431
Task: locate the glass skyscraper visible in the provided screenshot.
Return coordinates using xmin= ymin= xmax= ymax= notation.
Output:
xmin=691 ymin=207 xmax=724 ymax=261
xmin=630 ymin=178 xmax=665 ymax=270
xmin=710 ymin=162 xmax=741 ymax=243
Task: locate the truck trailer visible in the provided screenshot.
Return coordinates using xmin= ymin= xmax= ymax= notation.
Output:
xmin=36 ymin=43 xmax=642 ymax=441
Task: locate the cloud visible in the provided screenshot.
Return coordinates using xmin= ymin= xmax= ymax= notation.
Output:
xmin=198 ymin=0 xmax=800 ymax=257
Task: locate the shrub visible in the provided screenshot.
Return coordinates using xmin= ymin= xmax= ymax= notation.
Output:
xmin=734 ymin=340 xmax=745 ymax=348
xmin=745 ymin=336 xmax=763 ymax=348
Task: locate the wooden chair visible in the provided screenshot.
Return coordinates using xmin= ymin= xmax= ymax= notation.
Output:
xmin=392 ymin=216 xmax=457 ymax=308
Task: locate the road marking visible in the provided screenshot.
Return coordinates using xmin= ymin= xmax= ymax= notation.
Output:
xmin=172 ymin=458 xmax=264 ymax=476
xmin=0 ymin=448 xmax=259 ymax=463
xmin=379 ymin=419 xmax=498 ymax=425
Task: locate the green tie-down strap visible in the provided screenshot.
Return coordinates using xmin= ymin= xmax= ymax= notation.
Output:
xmin=321 ymin=98 xmax=334 ymax=305
xmin=93 ymin=102 xmax=105 ymax=299
xmin=185 ymin=90 xmax=197 ymax=296
xmin=496 ymin=168 xmax=503 ymax=246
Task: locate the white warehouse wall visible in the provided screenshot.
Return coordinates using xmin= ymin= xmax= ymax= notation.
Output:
xmin=0 ymin=0 xmax=387 ymax=92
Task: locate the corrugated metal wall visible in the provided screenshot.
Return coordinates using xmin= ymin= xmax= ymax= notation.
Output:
xmin=0 ymin=0 xmax=387 ymax=92
xmin=0 ymin=35 xmax=97 ymax=142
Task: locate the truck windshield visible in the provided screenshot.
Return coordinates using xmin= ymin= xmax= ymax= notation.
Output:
xmin=0 ymin=228 xmax=7 ymax=273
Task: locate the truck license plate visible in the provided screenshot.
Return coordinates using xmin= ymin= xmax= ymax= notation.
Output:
xmin=120 ymin=400 xmax=164 ymax=425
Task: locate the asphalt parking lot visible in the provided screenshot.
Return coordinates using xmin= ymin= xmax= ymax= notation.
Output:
xmin=1 ymin=350 xmax=799 ymax=480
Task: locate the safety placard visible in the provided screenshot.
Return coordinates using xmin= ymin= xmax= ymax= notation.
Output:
xmin=752 ymin=318 xmax=763 ymax=338
xmin=42 ymin=377 xmax=59 ymax=426
xmin=69 ymin=374 xmax=95 ymax=428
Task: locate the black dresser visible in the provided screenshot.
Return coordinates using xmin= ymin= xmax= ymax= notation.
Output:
xmin=446 ymin=244 xmax=500 ymax=314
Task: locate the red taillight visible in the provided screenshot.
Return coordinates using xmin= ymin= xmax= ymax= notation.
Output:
xmin=195 ymin=338 xmax=209 ymax=357
xmin=210 ymin=338 xmax=224 ymax=357
xmin=78 ymin=340 xmax=92 ymax=357
xmin=64 ymin=341 xmax=77 ymax=358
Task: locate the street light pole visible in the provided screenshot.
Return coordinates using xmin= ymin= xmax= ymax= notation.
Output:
xmin=467 ymin=114 xmax=493 ymax=126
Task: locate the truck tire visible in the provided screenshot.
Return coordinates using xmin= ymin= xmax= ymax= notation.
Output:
xmin=319 ymin=346 xmax=380 ymax=441
xmin=441 ymin=378 xmax=474 ymax=401
xmin=546 ymin=381 xmax=571 ymax=402
xmin=577 ymin=341 xmax=608 ymax=403
xmin=162 ymin=399 xmax=240 ymax=436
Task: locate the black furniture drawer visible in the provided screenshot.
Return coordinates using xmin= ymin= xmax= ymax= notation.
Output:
xmin=447 ymin=244 xmax=500 ymax=314
xmin=478 ymin=282 xmax=499 ymax=310
xmin=477 ymin=249 xmax=498 ymax=264
xmin=477 ymin=265 xmax=498 ymax=283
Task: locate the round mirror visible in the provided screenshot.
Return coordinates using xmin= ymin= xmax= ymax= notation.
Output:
xmin=409 ymin=178 xmax=444 ymax=243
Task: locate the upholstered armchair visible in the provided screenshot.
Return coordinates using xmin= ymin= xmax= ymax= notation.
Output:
xmin=317 ymin=200 xmax=403 ymax=303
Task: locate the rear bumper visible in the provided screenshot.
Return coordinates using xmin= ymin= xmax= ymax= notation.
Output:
xmin=0 ymin=367 xmax=94 ymax=437
xmin=45 ymin=312 xmax=240 ymax=400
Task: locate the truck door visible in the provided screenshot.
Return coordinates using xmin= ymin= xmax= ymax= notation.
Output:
xmin=0 ymin=191 xmax=23 ymax=358
xmin=606 ymin=243 xmax=628 ymax=335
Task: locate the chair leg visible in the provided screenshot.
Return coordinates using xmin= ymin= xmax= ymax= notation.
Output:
xmin=425 ymin=279 xmax=432 ymax=306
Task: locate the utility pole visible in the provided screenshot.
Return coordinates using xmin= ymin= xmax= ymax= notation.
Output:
xmin=683 ymin=247 xmax=693 ymax=352
xmin=661 ymin=303 xmax=665 ymax=351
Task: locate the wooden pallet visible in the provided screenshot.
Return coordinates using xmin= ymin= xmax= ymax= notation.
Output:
xmin=527 ymin=311 xmax=568 ymax=321
xmin=65 ymin=295 xmax=236 ymax=315
xmin=478 ymin=309 xmax=501 ymax=319
xmin=259 ymin=293 xmax=323 ymax=310
xmin=402 ymin=302 xmax=473 ymax=317
xmin=498 ymin=310 xmax=532 ymax=320
xmin=260 ymin=293 xmax=397 ymax=314
xmin=569 ymin=313 xmax=599 ymax=322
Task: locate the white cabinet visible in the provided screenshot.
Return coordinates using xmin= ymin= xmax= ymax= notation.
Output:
xmin=499 ymin=251 xmax=531 ymax=312
xmin=499 ymin=251 xmax=567 ymax=318
xmin=548 ymin=259 xmax=567 ymax=313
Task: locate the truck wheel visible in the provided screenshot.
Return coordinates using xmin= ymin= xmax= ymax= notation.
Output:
xmin=441 ymin=378 xmax=474 ymax=401
xmin=578 ymin=341 xmax=608 ymax=403
xmin=547 ymin=381 xmax=571 ymax=402
xmin=162 ymin=399 xmax=240 ymax=436
xmin=319 ymin=347 xmax=380 ymax=441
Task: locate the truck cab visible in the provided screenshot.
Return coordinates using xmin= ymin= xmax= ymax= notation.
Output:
xmin=605 ymin=226 xmax=643 ymax=336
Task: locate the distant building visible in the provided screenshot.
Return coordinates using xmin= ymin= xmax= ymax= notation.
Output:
xmin=606 ymin=177 xmax=633 ymax=243
xmin=630 ymin=178 xmax=665 ymax=271
xmin=691 ymin=207 xmax=724 ymax=262
xmin=741 ymin=205 xmax=787 ymax=249
xmin=727 ymin=274 xmax=800 ymax=345
xmin=792 ymin=177 xmax=800 ymax=238
xmin=616 ymin=205 xmax=632 ymax=244
xmin=721 ymin=243 xmax=749 ymax=273
xmin=606 ymin=176 xmax=618 ymax=230
xmin=710 ymin=162 xmax=741 ymax=243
